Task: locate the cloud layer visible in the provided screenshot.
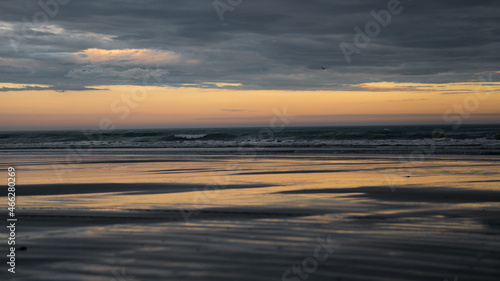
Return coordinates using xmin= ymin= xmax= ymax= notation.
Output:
xmin=0 ymin=0 xmax=499 ymax=91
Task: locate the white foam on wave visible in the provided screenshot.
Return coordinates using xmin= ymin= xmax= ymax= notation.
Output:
xmin=174 ymin=134 xmax=207 ymax=140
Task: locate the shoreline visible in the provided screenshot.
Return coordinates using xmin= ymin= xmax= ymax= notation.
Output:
xmin=1 ymin=145 xmax=500 ymax=155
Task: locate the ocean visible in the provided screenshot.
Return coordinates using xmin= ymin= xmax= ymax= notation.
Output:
xmin=1 ymin=124 xmax=499 ymax=154
xmin=1 ymin=125 xmax=499 ymax=280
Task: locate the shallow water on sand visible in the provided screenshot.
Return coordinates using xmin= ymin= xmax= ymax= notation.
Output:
xmin=1 ymin=149 xmax=499 ymax=280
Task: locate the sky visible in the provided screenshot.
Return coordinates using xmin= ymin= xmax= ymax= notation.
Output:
xmin=0 ymin=0 xmax=499 ymax=130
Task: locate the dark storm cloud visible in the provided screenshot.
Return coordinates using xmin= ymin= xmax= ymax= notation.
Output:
xmin=0 ymin=0 xmax=499 ymax=90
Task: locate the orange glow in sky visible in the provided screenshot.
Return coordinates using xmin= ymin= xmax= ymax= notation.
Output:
xmin=1 ymin=81 xmax=499 ymax=130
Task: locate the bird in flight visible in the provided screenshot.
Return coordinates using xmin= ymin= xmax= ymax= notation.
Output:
xmin=321 ymin=66 xmax=326 ymax=70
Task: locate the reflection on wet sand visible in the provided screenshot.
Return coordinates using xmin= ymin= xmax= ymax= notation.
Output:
xmin=1 ymin=150 xmax=499 ymax=280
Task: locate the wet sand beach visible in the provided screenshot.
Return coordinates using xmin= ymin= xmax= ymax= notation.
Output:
xmin=1 ymin=149 xmax=499 ymax=280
